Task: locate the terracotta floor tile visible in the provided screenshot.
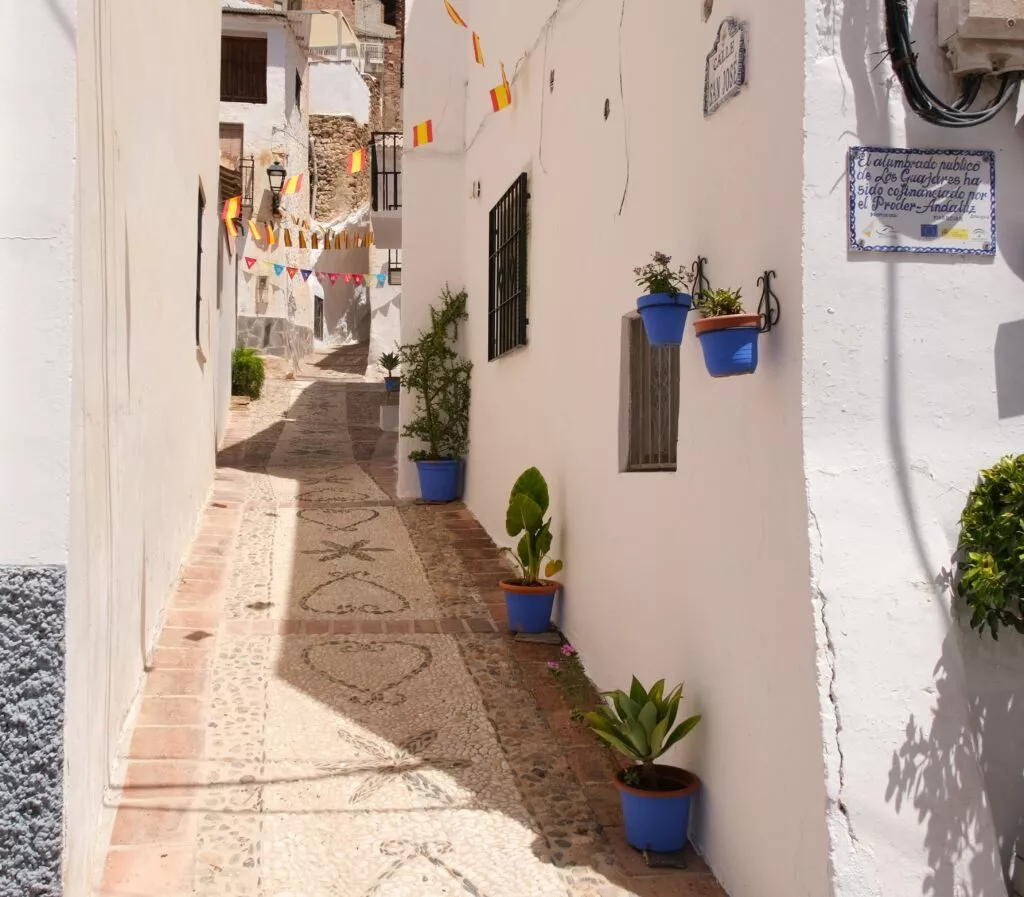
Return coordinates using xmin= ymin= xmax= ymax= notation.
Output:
xmin=110 ymin=807 xmax=195 ymax=845
xmin=137 ymin=696 xmax=205 ymax=726
xmin=100 ymin=846 xmax=193 ymax=895
xmin=144 ymin=669 xmax=208 ymax=696
xmin=129 ymin=727 xmax=205 ymax=760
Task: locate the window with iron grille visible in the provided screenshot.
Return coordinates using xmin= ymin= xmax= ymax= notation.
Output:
xmin=626 ymin=316 xmax=679 ymax=471
xmin=196 ymin=181 xmax=206 ymax=346
xmin=487 ymin=173 xmax=528 ymax=360
xmin=371 ymin=132 xmax=403 ymax=212
xmin=388 ymin=249 xmax=402 ymax=286
xmin=221 ymin=36 xmax=268 ymax=104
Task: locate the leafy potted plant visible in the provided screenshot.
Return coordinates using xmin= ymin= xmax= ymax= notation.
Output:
xmin=692 ymin=287 xmax=762 ymax=377
xmin=401 ymin=286 xmax=473 ymax=503
xmin=379 ymin=350 xmax=402 ymax=394
xmin=585 ymin=677 xmax=702 ymax=853
xmin=958 ymin=454 xmax=1024 ymax=638
xmin=634 ymin=252 xmax=696 ymax=348
xmin=500 ymin=467 xmax=563 ymax=634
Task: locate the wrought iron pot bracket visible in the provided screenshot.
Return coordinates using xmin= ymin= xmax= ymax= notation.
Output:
xmin=690 ymin=256 xmax=781 ymax=334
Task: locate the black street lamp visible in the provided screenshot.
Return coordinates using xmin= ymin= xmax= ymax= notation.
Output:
xmin=267 ymin=162 xmax=287 ymax=214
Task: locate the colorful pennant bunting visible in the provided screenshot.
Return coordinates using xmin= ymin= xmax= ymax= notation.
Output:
xmin=287 ymin=266 xmax=298 ymax=279
xmin=348 ymin=149 xmax=366 ymax=174
xmin=472 ymin=32 xmax=484 ymax=65
xmin=282 ymin=173 xmax=303 ymax=195
xmin=328 ymin=273 xmax=340 ymax=285
xmin=413 ymin=120 xmax=434 ymax=148
xmin=354 ymin=274 xmax=363 ymax=285
xmin=301 ymin=269 xmax=313 ymax=281
xmin=316 ymin=272 xmax=327 ymax=282
xmin=344 ymin=274 xmax=352 ymax=283
xmin=273 ymin=264 xmax=285 ymax=276
xmin=376 ymin=272 xmax=387 ymax=286
xmin=266 ymin=223 xmax=276 ymax=246
xmin=245 ymin=257 xmax=257 ymax=269
xmin=444 ymin=0 xmax=467 ymax=27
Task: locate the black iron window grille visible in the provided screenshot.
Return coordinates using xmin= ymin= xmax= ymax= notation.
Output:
xmin=371 ymin=132 xmax=403 ymax=212
xmin=388 ymin=248 xmax=402 ymax=286
xmin=240 ymin=156 xmax=255 ymax=216
xmin=626 ymin=316 xmax=679 ymax=471
xmin=488 ymin=173 xmax=528 ymax=360
xmin=221 ymin=36 xmax=268 ymax=104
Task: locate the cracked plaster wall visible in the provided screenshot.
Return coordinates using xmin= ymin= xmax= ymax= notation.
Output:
xmin=804 ymin=1 xmax=1024 ymax=894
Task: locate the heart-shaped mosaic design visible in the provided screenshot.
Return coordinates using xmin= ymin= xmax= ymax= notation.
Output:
xmin=300 ymin=571 xmax=410 ymax=616
xmin=297 ymin=507 xmax=380 ymax=534
xmin=302 ymin=640 xmax=432 ymax=705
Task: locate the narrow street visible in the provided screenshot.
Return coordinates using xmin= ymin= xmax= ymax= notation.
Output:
xmin=97 ymin=349 xmax=722 ymax=897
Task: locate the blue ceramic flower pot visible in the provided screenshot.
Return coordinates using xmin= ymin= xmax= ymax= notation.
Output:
xmin=502 ymin=581 xmax=559 ymax=634
xmin=694 ymin=315 xmax=761 ymax=377
xmin=636 ymin=293 xmax=692 ymax=348
xmin=615 ymin=766 xmax=701 ymax=853
xmin=416 ymin=459 xmax=460 ymax=503
xmin=384 ymin=377 xmax=401 ymax=393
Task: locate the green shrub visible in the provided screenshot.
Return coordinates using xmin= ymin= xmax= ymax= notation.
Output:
xmin=232 ymin=347 xmax=265 ymax=399
xmin=958 ymin=454 xmax=1024 ymax=639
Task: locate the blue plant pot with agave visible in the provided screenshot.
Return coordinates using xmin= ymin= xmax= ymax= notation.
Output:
xmin=616 ymin=767 xmax=701 ymax=853
xmin=416 ymin=459 xmax=460 ymax=503
xmin=694 ymin=314 xmax=762 ymax=377
xmin=637 ymin=293 xmax=692 ymax=348
xmin=384 ymin=376 xmax=401 ymax=393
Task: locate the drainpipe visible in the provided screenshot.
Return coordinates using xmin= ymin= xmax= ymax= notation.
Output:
xmin=309 ymin=134 xmax=318 ymax=218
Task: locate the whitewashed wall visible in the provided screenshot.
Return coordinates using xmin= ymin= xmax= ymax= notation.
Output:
xmin=402 ymin=2 xmax=831 ymax=896
xmin=310 ymin=58 xmax=370 ymax=121
xmin=804 ymin=1 xmax=1024 ymax=894
xmin=65 ymin=1 xmax=225 ymax=891
xmin=223 ymin=13 xmax=315 ymax=328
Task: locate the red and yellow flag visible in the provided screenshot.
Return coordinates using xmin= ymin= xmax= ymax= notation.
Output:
xmin=413 ymin=119 xmax=434 ymax=148
xmin=367 ymin=230 xmax=375 ymax=246
xmin=443 ymin=0 xmax=466 ymax=27
xmin=221 ymin=196 xmax=241 ymax=238
xmin=347 ymin=149 xmax=366 ymax=174
xmin=266 ymin=223 xmax=276 ymax=245
xmin=248 ymin=219 xmax=262 ymax=242
xmin=490 ymin=83 xmax=511 ymax=112
xmin=283 ymin=228 xmax=293 ymax=248
xmin=282 ymin=173 xmax=303 ymax=195
xmin=298 ymin=230 xmax=307 ymax=249
xmin=311 ymin=232 xmax=319 ymax=250
xmin=472 ymin=32 xmax=484 ymax=66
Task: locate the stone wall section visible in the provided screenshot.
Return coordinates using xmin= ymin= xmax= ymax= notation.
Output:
xmin=310 ymin=115 xmax=372 ymax=221
xmin=237 ymin=315 xmax=314 ymax=367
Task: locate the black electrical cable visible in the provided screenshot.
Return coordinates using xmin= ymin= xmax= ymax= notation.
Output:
xmin=884 ymin=0 xmax=1021 ymax=128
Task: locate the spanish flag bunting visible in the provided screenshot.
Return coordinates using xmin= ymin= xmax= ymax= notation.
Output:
xmin=443 ymin=0 xmax=467 ymax=27
xmin=335 ymin=233 xmax=342 ymax=250
xmin=328 ymin=273 xmax=340 ymax=285
xmin=282 ymin=173 xmax=303 ymax=195
xmin=284 ymin=228 xmax=293 ymax=248
xmin=301 ymin=269 xmax=313 ymax=281
xmin=490 ymin=82 xmax=511 ymax=112
xmin=244 ymin=256 xmax=258 ymax=269
xmin=287 ymin=266 xmax=298 ymax=279
xmin=248 ymin=219 xmax=262 ymax=241
xmin=224 ymin=217 xmax=239 ymax=240
xmin=298 ymin=230 xmax=307 ymax=249
xmin=291 ymin=213 xmax=299 ymax=226
xmin=311 ymin=232 xmax=319 ymax=249
xmin=347 ymin=149 xmax=366 ymax=174
xmin=222 ymin=195 xmax=241 ymax=223
xmin=266 ymin=223 xmax=276 ymax=245
xmin=472 ymin=32 xmax=484 ymax=66
xmin=413 ymin=119 xmax=434 ymax=148
xmin=367 ymin=230 xmax=375 ymax=246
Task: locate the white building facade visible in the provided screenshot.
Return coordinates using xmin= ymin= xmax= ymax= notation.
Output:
xmin=0 ymin=1 xmax=231 ymax=894
xmin=401 ymin=1 xmax=1024 ymax=896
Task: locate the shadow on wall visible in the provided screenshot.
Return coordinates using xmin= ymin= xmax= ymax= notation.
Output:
xmin=835 ymin=1 xmax=1024 ymax=893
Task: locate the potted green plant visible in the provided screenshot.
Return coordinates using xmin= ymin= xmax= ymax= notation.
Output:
xmin=585 ymin=677 xmax=702 ymax=853
xmin=401 ymin=286 xmax=473 ymax=502
xmin=634 ymin=252 xmax=696 ymax=348
xmin=379 ymin=350 xmax=402 ymax=393
xmin=692 ymin=287 xmax=761 ymax=377
xmin=958 ymin=454 xmax=1024 ymax=638
xmin=499 ymin=467 xmax=563 ymax=634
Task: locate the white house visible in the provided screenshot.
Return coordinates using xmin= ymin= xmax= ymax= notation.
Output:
xmin=401 ymin=1 xmax=1024 ymax=896
xmin=0 ymin=1 xmax=230 ymax=893
xmin=220 ymin=0 xmax=318 ymax=365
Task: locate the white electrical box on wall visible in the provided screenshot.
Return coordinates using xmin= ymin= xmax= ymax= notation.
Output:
xmin=939 ymin=0 xmax=1024 ymax=73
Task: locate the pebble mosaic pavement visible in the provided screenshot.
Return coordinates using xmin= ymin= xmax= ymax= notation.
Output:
xmin=96 ymin=349 xmax=726 ymax=897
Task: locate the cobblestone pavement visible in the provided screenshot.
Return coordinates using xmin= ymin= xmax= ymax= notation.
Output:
xmin=96 ymin=361 xmax=726 ymax=897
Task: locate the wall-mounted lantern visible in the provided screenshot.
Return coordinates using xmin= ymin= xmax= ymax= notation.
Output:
xmin=267 ymin=161 xmax=287 ymax=215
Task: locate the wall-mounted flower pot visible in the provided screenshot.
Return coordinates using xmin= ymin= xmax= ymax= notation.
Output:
xmin=501 ymin=580 xmax=560 ymax=634
xmin=416 ymin=459 xmax=461 ymax=503
xmin=614 ymin=765 xmax=701 ymax=853
xmin=384 ymin=376 xmax=402 ymax=393
xmin=637 ymin=293 xmax=692 ymax=348
xmin=694 ymin=314 xmax=761 ymax=377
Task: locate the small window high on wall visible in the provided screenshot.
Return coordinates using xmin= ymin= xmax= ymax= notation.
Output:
xmin=625 ymin=316 xmax=679 ymax=471
xmin=221 ymin=36 xmax=268 ymax=104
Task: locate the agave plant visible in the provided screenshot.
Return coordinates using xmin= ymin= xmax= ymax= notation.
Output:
xmin=502 ymin=467 xmax=564 ymax=585
xmin=693 ymin=287 xmax=744 ymax=317
xmin=378 ymin=350 xmax=401 ymax=378
xmin=585 ymin=677 xmax=701 ymax=790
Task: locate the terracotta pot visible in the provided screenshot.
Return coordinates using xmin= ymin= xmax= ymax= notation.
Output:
xmin=692 ymin=313 xmax=761 ymax=335
xmin=500 ymin=579 xmax=562 ymax=595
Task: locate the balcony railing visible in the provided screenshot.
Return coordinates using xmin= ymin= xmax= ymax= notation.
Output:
xmin=371 ymin=132 xmax=402 ymax=212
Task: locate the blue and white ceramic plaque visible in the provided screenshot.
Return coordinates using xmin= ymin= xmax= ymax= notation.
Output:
xmin=704 ymin=18 xmax=747 ymax=118
xmin=848 ymin=146 xmax=996 ymax=256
